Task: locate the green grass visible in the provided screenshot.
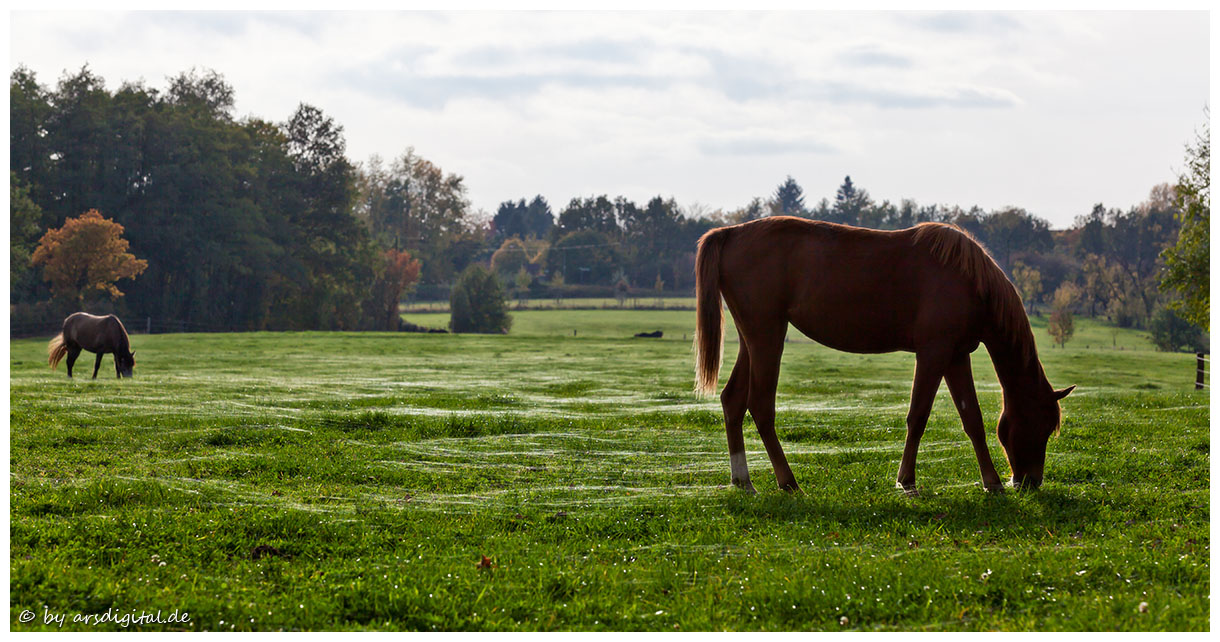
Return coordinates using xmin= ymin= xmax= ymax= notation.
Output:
xmin=403 ymin=296 xmax=697 ymax=313
xmin=8 ymin=311 xmax=1208 ymax=631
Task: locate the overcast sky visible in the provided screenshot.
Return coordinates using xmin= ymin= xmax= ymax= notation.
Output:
xmin=8 ymin=10 xmax=1210 ymax=228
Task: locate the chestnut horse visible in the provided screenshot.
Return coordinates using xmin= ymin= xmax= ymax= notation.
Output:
xmin=694 ymin=217 xmax=1073 ymax=493
xmin=48 ymin=312 xmax=136 ymax=379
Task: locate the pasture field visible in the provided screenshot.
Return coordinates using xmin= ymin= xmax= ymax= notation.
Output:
xmin=403 ymin=296 xmax=696 ymax=313
xmin=8 ymin=311 xmax=1209 ymax=631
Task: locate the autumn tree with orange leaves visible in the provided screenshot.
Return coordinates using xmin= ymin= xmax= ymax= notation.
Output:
xmin=31 ymin=209 xmax=148 ymax=306
xmin=364 ymin=248 xmax=422 ymax=330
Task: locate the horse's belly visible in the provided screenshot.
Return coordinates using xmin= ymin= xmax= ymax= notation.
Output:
xmin=791 ymin=318 xmax=913 ymax=354
xmin=787 ymin=297 xmax=916 ymax=354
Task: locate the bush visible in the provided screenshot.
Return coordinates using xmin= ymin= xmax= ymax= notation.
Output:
xmin=449 ymin=265 xmax=512 ymax=334
xmin=1148 ymin=306 xmax=1207 ymax=353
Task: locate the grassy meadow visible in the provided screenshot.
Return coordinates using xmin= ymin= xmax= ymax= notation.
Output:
xmin=8 ymin=308 xmax=1210 ymax=631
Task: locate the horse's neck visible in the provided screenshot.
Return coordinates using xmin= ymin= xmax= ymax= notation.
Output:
xmin=984 ymin=334 xmax=1049 ymax=403
xmin=109 ymin=319 xmax=129 ymax=351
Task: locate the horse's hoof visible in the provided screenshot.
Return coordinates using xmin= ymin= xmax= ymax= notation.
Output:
xmin=896 ymin=482 xmax=919 ymax=496
xmin=983 ymin=482 xmax=1006 ymax=494
xmin=1010 ymin=476 xmax=1042 ymax=491
xmin=732 ymin=480 xmax=757 ymax=494
xmin=779 ymin=482 xmax=802 ymax=495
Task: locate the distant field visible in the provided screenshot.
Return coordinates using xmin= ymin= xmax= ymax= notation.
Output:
xmin=9 ymin=310 xmax=1208 ymax=631
xmin=403 ymin=296 xmax=696 ymax=313
xmin=405 ymin=309 xmax=1162 ymax=351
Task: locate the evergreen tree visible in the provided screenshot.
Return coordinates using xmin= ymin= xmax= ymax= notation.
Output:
xmin=772 ymin=176 xmax=806 ymax=216
xmin=523 ymin=195 xmax=554 ymax=238
xmin=832 ymin=175 xmax=871 ymax=226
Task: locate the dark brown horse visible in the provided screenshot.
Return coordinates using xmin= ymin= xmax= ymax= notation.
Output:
xmin=694 ymin=217 xmax=1073 ymax=494
xmin=48 ymin=312 xmax=136 ymax=379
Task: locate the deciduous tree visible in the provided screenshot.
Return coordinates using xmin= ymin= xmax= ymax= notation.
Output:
xmin=1011 ymin=262 xmax=1042 ymax=314
xmin=10 ymin=173 xmax=43 ymax=297
xmin=31 ymin=209 xmax=148 ymax=305
xmin=1047 ymin=282 xmax=1081 ymax=348
xmin=1148 ymin=305 xmax=1206 ymax=353
xmin=1161 ymin=114 xmax=1209 ymax=331
xmin=365 ymin=248 xmax=421 ymax=330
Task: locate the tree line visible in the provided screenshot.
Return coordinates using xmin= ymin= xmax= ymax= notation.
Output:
xmin=9 ymin=66 xmax=1208 ymax=349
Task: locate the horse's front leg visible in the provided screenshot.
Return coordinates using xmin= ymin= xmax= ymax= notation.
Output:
xmin=896 ymin=352 xmax=949 ymax=494
xmin=92 ymin=352 xmax=103 ymax=379
xmin=721 ymin=343 xmax=754 ymax=493
xmin=944 ymin=354 xmax=1005 ymax=492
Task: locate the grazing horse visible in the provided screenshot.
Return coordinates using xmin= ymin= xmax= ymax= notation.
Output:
xmin=694 ymin=217 xmax=1073 ymax=493
xmin=48 ymin=312 xmax=136 ymax=379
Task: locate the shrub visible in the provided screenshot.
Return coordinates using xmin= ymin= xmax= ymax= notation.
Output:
xmin=449 ymin=264 xmax=512 ymax=334
xmin=1148 ymin=305 xmax=1206 ymax=353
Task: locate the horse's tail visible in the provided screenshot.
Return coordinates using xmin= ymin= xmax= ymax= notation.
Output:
xmin=694 ymin=227 xmax=728 ymax=397
xmin=48 ymin=333 xmax=68 ymax=370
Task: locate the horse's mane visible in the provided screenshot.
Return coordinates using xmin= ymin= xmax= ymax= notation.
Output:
xmin=911 ymin=223 xmax=1036 ymax=364
xmin=109 ymin=314 xmax=132 ymax=352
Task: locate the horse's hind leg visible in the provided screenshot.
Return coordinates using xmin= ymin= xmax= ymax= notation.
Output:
xmin=721 ymin=341 xmax=754 ymax=493
xmin=65 ymin=345 xmax=82 ymax=378
xmin=745 ymin=326 xmax=800 ymax=493
xmin=92 ymin=352 xmax=104 ymax=379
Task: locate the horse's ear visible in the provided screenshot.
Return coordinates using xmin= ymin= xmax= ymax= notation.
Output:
xmin=1054 ymin=385 xmax=1076 ymax=400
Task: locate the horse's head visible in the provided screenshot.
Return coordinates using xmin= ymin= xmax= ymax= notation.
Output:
xmin=997 ymin=384 xmax=1074 ymax=489
xmin=116 ymin=350 xmax=135 ymax=378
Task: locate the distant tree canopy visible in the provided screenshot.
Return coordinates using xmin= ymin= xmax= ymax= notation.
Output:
xmin=10 ymin=66 xmax=386 ymax=330
xmin=546 ymin=229 xmax=621 ymax=285
xmin=9 ymin=64 xmax=1196 ymax=337
xmin=356 ymin=148 xmax=480 ymax=287
xmin=10 ymin=173 xmax=43 ymax=296
xmin=493 ymin=196 xmax=553 ymax=241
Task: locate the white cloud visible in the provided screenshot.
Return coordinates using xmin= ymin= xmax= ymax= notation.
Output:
xmin=8 ymin=10 xmax=1210 ymax=226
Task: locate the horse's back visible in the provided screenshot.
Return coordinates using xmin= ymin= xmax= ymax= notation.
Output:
xmin=716 ymin=218 xmax=987 ymax=354
xmin=63 ymin=312 xmax=122 ymax=352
